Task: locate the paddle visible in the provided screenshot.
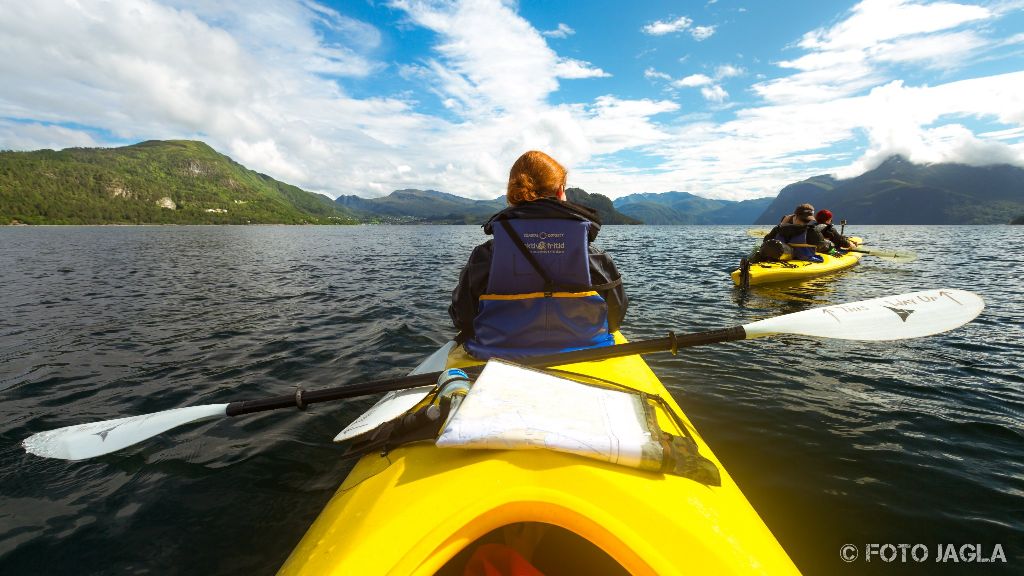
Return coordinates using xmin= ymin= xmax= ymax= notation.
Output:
xmin=747 ymin=228 xmax=916 ymax=262
xmin=787 ymin=243 xmax=917 ymax=262
xmin=846 ymin=246 xmax=917 ymax=262
xmin=23 ymin=288 xmax=984 ymax=461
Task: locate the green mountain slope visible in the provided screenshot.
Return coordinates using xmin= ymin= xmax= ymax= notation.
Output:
xmin=754 ymin=156 xmax=1024 ymax=224
xmin=565 ymin=187 xmax=641 ymax=225
xmin=0 ymin=140 xmax=358 ymax=224
xmin=336 ymin=189 xmax=505 ymax=224
xmin=335 ymin=187 xmax=639 ymax=225
xmin=613 ymin=191 xmax=773 ymax=224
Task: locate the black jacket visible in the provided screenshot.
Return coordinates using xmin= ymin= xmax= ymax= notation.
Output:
xmin=814 ymin=223 xmax=851 ymax=249
xmin=449 ymin=198 xmax=628 ymax=340
xmin=764 ymin=223 xmax=826 ymax=246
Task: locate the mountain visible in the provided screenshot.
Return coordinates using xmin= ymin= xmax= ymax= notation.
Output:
xmin=335 ymin=189 xmax=505 ymax=224
xmin=336 ymin=187 xmax=640 ymax=225
xmin=612 ymin=191 xmax=774 ymax=224
xmin=565 ymin=187 xmax=641 ymax=225
xmin=754 ymin=156 xmax=1024 ymax=225
xmin=0 ymin=140 xmax=357 ymax=225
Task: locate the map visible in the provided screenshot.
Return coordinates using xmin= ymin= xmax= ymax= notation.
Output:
xmin=436 ymin=359 xmax=664 ymax=470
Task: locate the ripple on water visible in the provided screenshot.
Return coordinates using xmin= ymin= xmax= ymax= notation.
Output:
xmin=1 ymin=224 xmax=1022 ymax=574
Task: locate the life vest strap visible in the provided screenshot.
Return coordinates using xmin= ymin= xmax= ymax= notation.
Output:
xmin=499 ymin=219 xmax=556 ymax=294
xmin=480 ymin=291 xmax=600 ymax=301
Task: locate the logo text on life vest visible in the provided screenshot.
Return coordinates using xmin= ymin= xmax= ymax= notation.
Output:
xmin=522 ymin=232 xmax=566 ymax=253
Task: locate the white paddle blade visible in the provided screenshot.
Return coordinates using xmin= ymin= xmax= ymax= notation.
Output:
xmin=334 ymin=341 xmax=455 ymax=443
xmin=746 ymin=228 xmax=772 ymax=238
xmin=23 ymin=404 xmax=229 ymax=461
xmin=742 ymin=289 xmax=984 ymax=341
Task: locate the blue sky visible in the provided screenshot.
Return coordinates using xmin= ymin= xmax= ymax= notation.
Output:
xmin=1 ymin=0 xmax=1022 ymax=200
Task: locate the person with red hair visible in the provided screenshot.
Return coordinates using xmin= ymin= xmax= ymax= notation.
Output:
xmin=813 ymin=209 xmax=857 ymax=250
xmin=449 ymin=151 xmax=628 ymax=360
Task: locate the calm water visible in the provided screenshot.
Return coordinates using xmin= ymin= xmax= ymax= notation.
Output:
xmin=1 ymin=225 xmax=1021 ymax=575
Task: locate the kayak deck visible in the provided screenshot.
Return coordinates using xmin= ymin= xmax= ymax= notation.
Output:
xmin=278 ymin=333 xmax=799 ymax=575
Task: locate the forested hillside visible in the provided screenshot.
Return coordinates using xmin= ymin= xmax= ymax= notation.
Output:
xmin=0 ymin=140 xmax=357 ymax=224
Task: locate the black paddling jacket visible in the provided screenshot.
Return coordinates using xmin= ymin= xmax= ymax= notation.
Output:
xmin=450 ymin=200 xmax=626 ymax=354
xmin=814 ymin=223 xmax=850 ymax=248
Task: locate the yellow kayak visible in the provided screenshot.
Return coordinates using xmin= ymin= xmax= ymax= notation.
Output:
xmin=278 ymin=333 xmax=799 ymax=575
xmin=732 ymin=238 xmax=864 ymax=287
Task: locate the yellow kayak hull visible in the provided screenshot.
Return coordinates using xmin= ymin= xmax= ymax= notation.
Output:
xmin=278 ymin=334 xmax=800 ymax=575
xmin=732 ymin=239 xmax=864 ymax=286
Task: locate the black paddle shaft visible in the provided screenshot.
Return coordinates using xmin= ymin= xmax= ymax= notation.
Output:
xmin=224 ymin=327 xmax=747 ymax=417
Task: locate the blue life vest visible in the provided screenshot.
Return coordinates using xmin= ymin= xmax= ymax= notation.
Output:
xmin=773 ymin=225 xmax=823 ymax=263
xmin=464 ymin=217 xmax=615 ymax=360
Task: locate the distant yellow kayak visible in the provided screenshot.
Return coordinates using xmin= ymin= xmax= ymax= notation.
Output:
xmin=732 ymin=238 xmax=864 ymax=287
xmin=278 ymin=333 xmax=800 ymax=575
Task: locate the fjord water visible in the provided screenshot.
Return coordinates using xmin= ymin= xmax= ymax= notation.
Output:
xmin=1 ymin=225 xmax=1021 ymax=575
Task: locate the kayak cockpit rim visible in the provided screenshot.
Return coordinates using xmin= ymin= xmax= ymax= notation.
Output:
xmin=433 ymin=521 xmax=630 ymax=576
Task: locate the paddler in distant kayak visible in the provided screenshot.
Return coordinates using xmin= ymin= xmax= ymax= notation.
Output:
xmin=449 ymin=150 xmax=628 ymax=360
xmin=756 ymin=203 xmax=826 ymax=262
xmin=779 ymin=203 xmax=816 ymax=226
xmin=813 ymin=209 xmax=858 ymax=251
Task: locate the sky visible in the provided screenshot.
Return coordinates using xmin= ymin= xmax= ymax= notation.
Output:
xmin=1 ymin=0 xmax=1022 ymax=201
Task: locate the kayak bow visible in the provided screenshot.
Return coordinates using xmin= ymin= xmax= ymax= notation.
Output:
xmin=278 ymin=333 xmax=801 ymax=575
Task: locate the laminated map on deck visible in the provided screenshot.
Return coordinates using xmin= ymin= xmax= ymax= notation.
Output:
xmin=435 ymin=359 xmax=663 ymax=470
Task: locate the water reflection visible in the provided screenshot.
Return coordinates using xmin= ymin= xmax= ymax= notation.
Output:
xmin=731 ymin=273 xmax=843 ymax=310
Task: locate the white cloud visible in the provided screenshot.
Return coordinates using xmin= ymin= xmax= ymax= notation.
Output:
xmin=691 ymin=25 xmax=717 ymax=41
xmin=0 ymin=120 xmax=100 ymax=151
xmin=798 ymin=0 xmax=990 ymax=51
xmin=666 ymin=66 xmax=742 ymax=102
xmin=568 ymin=96 xmax=679 ymax=156
xmin=979 ymin=126 xmax=1024 ymax=140
xmin=393 ymin=0 xmax=561 ymax=114
xmin=572 ymin=71 xmax=1024 ymax=200
xmin=554 ymin=58 xmax=611 ymax=79
xmin=391 ymin=0 xmax=609 ymax=115
xmin=644 ymin=68 xmax=672 ymax=81
xmin=230 ymin=138 xmax=306 ymax=182
xmin=674 ymin=74 xmax=714 ymax=87
xmin=756 ymin=0 xmax=997 ymax=105
xmin=871 ymin=30 xmax=989 ymax=69
xmin=642 ymin=16 xmax=693 ymax=36
xmin=833 ymin=75 xmax=1024 ymax=175
xmin=716 ymin=64 xmax=744 ymax=78
xmin=171 ymin=0 xmax=381 ymax=77
xmin=542 ymin=23 xmax=575 ymax=38
xmin=677 ymin=0 xmax=1024 ymax=198
xmin=701 ymin=85 xmax=729 ymax=102
xmin=643 ymin=14 xmax=718 ymax=40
